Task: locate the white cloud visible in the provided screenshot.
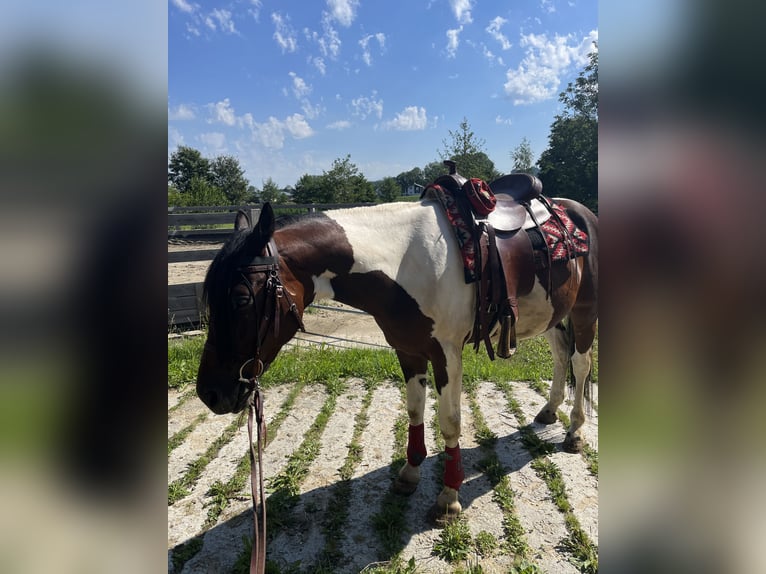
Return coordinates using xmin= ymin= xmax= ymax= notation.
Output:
xmin=288 ymin=72 xmax=311 ymax=98
xmin=486 ymin=16 xmax=511 ymax=50
xmin=169 ymin=126 xmax=185 ymax=148
xmin=311 ymin=57 xmax=327 ymax=75
xmin=327 ymin=120 xmax=351 ymax=130
xmin=482 ymin=45 xmax=504 ymax=66
xmin=209 ymin=9 xmax=237 ymax=34
xmin=382 ymin=106 xmax=428 ymax=131
xmin=199 ymin=131 xmax=227 ymax=152
xmin=249 ymin=0 xmax=262 ymax=21
xmin=446 ymin=27 xmax=462 ymax=59
xmin=351 ymin=93 xmax=383 ymax=120
xmin=541 ymin=0 xmax=556 ymax=14
xmin=285 ymin=114 xmax=314 ymax=139
xmin=171 ymin=0 xmax=196 ymax=14
xmin=327 ymin=0 xmax=359 ymax=27
xmin=169 ymin=103 xmax=195 ymax=121
xmin=449 ymin=0 xmax=473 ymax=24
xmin=207 ymin=98 xmax=237 ymax=126
xmin=495 ymin=115 xmax=513 ymax=126
xmin=504 ymin=29 xmax=598 ymax=104
xmin=359 ymin=33 xmax=386 ymax=66
xmin=272 ymin=12 xmax=298 ymax=53
xmin=251 ymin=115 xmax=315 ymax=149
xmin=253 ymin=117 xmax=286 ymax=149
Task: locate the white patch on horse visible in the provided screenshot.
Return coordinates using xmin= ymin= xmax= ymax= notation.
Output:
xmin=326 ymin=203 xmax=474 ymax=343
xmin=312 ymin=272 xmax=336 ymax=300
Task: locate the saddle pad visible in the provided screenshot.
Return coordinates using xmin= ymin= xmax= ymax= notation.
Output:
xmin=540 ymin=203 xmax=589 ymax=261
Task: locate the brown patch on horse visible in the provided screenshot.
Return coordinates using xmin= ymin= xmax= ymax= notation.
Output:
xmin=330 ymin=270 xmax=451 ymax=393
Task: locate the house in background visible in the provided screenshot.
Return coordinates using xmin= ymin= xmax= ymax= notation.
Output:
xmin=404 ymin=183 xmax=424 ymax=196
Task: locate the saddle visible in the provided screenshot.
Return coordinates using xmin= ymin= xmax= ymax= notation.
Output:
xmin=425 ymin=162 xmax=552 ymax=359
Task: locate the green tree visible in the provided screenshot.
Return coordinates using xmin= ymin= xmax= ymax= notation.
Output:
xmin=423 ymin=160 xmax=449 ymax=184
xmin=259 ymin=177 xmax=289 ymax=204
xmin=537 ymin=45 xmax=598 ymax=212
xmin=209 ymin=155 xmax=249 ymax=204
xmin=510 ymin=137 xmax=536 ymax=174
xmin=438 ymin=117 xmax=501 ymax=182
xmin=378 ymin=176 xmax=401 ymax=202
xmin=394 ymin=167 xmax=424 ymax=195
xmin=185 ymin=175 xmax=228 ymax=206
xmin=292 ymin=173 xmax=328 ymax=204
xmin=324 ymin=155 xmax=375 ymax=203
xmin=168 ymin=146 xmax=210 ymax=194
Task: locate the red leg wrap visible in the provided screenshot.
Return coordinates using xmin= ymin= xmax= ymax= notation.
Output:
xmin=406 ymin=423 xmax=427 ymax=466
xmin=443 ymin=445 xmax=464 ymax=490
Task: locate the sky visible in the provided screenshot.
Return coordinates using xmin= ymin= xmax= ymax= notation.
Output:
xmin=169 ymin=0 xmax=597 ymax=189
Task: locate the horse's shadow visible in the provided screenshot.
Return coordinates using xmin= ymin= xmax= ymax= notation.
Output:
xmin=172 ymin=425 xmax=565 ymax=573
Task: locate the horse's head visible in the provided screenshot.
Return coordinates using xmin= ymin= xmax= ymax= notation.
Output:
xmin=196 ymin=204 xmax=306 ymax=414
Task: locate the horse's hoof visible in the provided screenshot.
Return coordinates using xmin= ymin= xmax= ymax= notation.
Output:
xmin=392 ymin=476 xmax=419 ymax=495
xmin=428 ymin=503 xmax=461 ymax=527
xmin=563 ymin=432 xmax=583 ymax=453
xmin=393 ymin=463 xmax=421 ymax=495
xmin=534 ymin=409 xmax=558 ymax=425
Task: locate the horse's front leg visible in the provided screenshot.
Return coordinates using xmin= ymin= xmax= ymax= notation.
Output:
xmin=393 ymin=351 xmax=429 ymax=495
xmin=431 ymin=344 xmax=464 ymax=523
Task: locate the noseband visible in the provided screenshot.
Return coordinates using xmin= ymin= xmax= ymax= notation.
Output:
xmin=233 ymin=237 xmax=305 ymax=574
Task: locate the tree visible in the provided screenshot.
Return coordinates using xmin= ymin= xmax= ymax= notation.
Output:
xmin=438 ymin=117 xmax=501 ymax=182
xmin=510 ymin=137 xmax=536 ymax=174
xmin=292 ymin=173 xmax=328 ymax=204
xmin=324 ymin=155 xmax=375 ymax=203
xmin=259 ymin=177 xmax=289 ymax=204
xmin=209 ymin=155 xmax=249 ymax=204
xmin=423 ymin=160 xmax=449 ymax=184
xmin=537 ymin=45 xmax=598 ymax=212
xmin=394 ymin=167 xmax=424 ymax=195
xmin=185 ymin=175 xmax=228 ymax=206
xmin=168 ymin=146 xmax=209 ymax=194
xmin=378 ymin=177 xmax=401 ymax=202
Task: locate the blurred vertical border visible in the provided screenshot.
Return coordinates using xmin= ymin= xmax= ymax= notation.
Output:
xmin=0 ymin=1 xmax=167 ymax=572
xmin=601 ymin=0 xmax=766 ymax=572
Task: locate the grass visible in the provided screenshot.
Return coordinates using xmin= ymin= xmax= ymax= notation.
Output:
xmin=168 ymin=412 xmax=207 ymax=456
xmin=168 ymin=336 xmax=206 ymax=390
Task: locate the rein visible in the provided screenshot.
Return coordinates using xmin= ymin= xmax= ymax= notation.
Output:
xmin=235 ymin=238 xmax=305 ymax=574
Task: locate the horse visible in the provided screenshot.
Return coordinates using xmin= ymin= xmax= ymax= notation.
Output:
xmin=196 ymin=196 xmax=598 ymax=521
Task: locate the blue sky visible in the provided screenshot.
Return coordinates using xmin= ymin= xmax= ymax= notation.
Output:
xmin=169 ymin=0 xmax=597 ymax=189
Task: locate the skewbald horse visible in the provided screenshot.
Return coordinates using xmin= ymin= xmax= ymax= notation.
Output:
xmin=196 ymin=197 xmax=597 ymax=521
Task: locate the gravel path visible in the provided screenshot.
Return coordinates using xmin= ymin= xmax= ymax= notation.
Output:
xmin=168 ymin=377 xmax=598 ymax=573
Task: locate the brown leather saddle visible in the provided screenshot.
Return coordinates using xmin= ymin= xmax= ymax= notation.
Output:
xmin=429 ymin=161 xmax=551 ymax=359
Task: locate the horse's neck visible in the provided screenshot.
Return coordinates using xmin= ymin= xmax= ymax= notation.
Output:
xmin=279 ymin=203 xmax=430 ymax=309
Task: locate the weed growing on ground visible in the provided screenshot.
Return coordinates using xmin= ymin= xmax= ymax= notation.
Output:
xmin=432 ymin=517 xmax=473 ymax=563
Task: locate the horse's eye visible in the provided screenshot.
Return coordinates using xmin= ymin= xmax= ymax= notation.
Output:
xmin=232 ymin=295 xmax=251 ymax=310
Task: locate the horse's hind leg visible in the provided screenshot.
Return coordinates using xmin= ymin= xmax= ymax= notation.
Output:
xmin=535 ymin=319 xmax=595 ymax=453
xmin=563 ymin=317 xmax=596 ymax=453
xmin=393 ymin=350 xmax=429 ymax=495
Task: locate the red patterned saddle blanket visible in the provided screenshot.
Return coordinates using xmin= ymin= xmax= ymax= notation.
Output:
xmin=424 ymin=183 xmax=589 ymax=282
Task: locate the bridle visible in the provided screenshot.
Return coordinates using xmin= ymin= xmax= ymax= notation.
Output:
xmin=233 ymin=237 xmax=305 ymax=574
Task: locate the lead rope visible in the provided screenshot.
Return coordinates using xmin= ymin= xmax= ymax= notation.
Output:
xmin=246 ymin=377 xmax=267 ymax=574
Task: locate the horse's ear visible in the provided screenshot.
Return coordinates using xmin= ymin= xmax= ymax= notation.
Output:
xmin=255 ymin=203 xmax=275 ymax=240
xmin=234 ymin=210 xmax=251 ymax=231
